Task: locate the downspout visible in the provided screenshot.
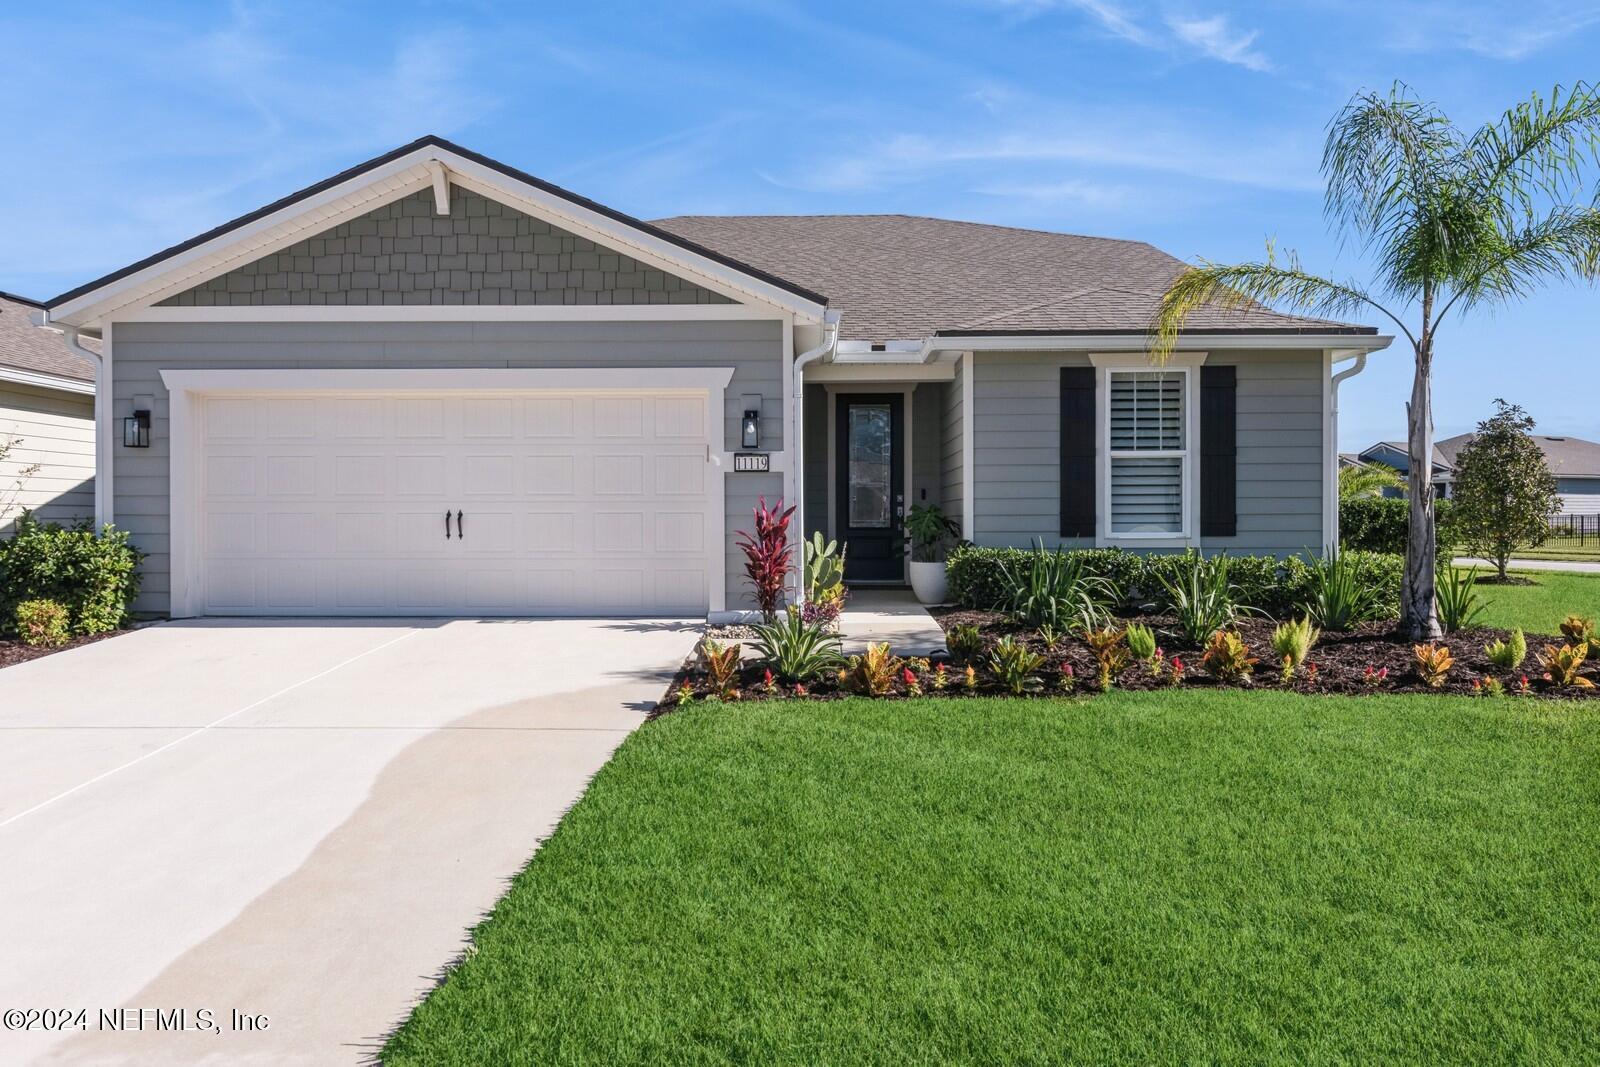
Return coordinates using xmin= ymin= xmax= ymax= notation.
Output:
xmin=34 ymin=312 xmax=108 ymax=530
xmin=792 ymin=310 xmax=841 ymax=602
xmin=1329 ymin=352 xmax=1369 ymax=549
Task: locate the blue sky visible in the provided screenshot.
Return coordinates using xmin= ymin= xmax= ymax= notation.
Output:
xmin=2 ymin=0 xmax=1597 ymax=449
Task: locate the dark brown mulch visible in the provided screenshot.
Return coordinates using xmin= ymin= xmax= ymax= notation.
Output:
xmin=652 ymin=610 xmax=1598 ymax=715
xmin=0 ymin=629 xmax=127 ymax=670
xmin=1476 ymin=575 xmax=1539 ymax=586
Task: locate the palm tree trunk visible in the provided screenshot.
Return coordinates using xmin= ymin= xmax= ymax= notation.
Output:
xmin=1401 ymin=340 xmax=1442 ymax=640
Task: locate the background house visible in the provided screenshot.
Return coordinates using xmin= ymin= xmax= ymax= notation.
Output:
xmin=1436 ymin=432 xmax=1600 ymax=517
xmin=1354 ymin=441 xmax=1455 ymax=499
xmin=0 ymin=291 xmax=95 ymax=532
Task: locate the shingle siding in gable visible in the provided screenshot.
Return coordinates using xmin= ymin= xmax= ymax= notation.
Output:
xmin=159 ymin=190 xmax=735 ymax=308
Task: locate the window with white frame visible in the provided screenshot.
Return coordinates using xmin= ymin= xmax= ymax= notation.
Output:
xmin=1107 ymin=370 xmax=1187 ymax=535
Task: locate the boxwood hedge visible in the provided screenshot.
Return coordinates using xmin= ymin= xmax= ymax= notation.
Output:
xmin=0 ymin=517 xmax=142 ymax=636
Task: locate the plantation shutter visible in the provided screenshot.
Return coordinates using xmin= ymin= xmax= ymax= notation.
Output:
xmin=1059 ymin=367 xmax=1096 ymax=537
xmin=1108 ymin=372 xmax=1185 ymax=534
xmin=1200 ymin=364 xmax=1237 ymax=537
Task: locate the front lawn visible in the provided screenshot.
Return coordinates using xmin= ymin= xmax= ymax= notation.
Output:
xmin=1472 ymin=569 xmax=1600 ymax=635
xmin=386 ymin=693 xmax=1600 ymax=1065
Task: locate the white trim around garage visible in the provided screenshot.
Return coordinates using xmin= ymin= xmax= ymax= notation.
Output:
xmin=160 ymin=366 xmax=735 ymax=619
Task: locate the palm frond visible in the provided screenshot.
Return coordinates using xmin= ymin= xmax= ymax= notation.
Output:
xmin=1322 ymin=84 xmax=1460 ymax=249
xmin=1465 ymin=82 xmax=1600 ymax=225
xmin=1338 ymin=463 xmax=1404 ymax=502
xmin=1150 ymin=251 xmax=1411 ymax=360
xmin=1440 ymin=206 xmax=1600 ymax=317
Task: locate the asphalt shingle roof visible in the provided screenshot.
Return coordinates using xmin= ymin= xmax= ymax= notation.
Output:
xmin=651 ymin=214 xmax=1373 ymax=344
xmin=0 ymin=291 xmax=95 ymax=383
xmin=1437 ymin=432 xmax=1600 ymax=479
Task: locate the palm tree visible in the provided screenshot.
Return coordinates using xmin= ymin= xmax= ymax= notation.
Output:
xmin=1338 ymin=462 xmax=1404 ymax=502
xmin=1152 ymin=84 xmax=1600 ymax=639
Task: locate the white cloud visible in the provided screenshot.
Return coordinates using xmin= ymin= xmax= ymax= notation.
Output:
xmin=1164 ymin=14 xmax=1271 ymax=71
xmin=1381 ymin=3 xmax=1600 ymax=60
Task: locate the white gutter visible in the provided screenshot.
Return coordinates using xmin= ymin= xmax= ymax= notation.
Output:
xmin=926 ymin=332 xmax=1395 ymax=356
xmin=1327 ymin=351 xmax=1371 ymax=548
xmin=791 ymin=311 xmax=841 ymax=601
xmin=31 ymin=310 xmax=108 ymax=528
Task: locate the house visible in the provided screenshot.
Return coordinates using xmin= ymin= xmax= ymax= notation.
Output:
xmin=0 ymin=290 xmax=96 ymax=532
xmin=1355 ymin=441 xmax=1454 ymax=499
xmin=1436 ymin=432 xmax=1600 ymax=517
xmin=34 ymin=137 xmax=1391 ymax=621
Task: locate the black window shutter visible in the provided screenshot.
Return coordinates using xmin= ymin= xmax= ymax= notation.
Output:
xmin=1200 ymin=365 xmax=1237 ymax=538
xmin=1059 ymin=367 xmax=1096 ymax=537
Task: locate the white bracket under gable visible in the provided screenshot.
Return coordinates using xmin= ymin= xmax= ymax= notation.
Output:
xmin=425 ymin=159 xmax=451 ymax=215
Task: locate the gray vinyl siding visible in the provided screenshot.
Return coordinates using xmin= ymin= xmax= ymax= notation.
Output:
xmin=911 ymin=382 xmax=944 ymax=512
xmin=802 ymin=384 xmax=829 ymax=541
xmin=1556 ymin=477 xmax=1600 ymax=516
xmin=160 ymin=189 xmax=732 ymax=307
xmin=970 ymin=349 xmax=1326 ymax=556
xmin=0 ymin=383 xmax=95 ymax=534
xmin=941 ymin=358 xmax=964 ymax=533
xmin=111 ymin=319 xmax=782 ymax=614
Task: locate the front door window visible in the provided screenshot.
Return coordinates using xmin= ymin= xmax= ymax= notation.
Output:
xmin=847 ymin=404 xmax=892 ymax=528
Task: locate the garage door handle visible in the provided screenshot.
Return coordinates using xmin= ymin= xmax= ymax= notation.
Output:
xmin=457 ymin=510 xmax=464 ymax=540
xmin=445 ymin=510 xmax=452 ymax=539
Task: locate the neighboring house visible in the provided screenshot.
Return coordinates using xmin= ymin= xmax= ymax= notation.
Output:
xmin=0 ymin=290 xmax=96 ymax=532
xmin=1436 ymin=432 xmax=1600 ymax=517
xmin=1356 ymin=441 xmax=1454 ymax=499
xmin=36 ymin=137 xmax=1390 ymax=621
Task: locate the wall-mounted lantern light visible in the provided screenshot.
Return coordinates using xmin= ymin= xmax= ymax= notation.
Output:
xmin=124 ymin=410 xmax=151 ymax=448
xmin=741 ymin=408 xmax=760 ymax=449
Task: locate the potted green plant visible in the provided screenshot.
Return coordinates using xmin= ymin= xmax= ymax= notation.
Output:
xmin=905 ymin=503 xmax=960 ymax=605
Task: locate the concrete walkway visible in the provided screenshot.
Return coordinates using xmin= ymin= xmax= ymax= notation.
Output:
xmin=839 ymin=588 xmax=948 ymax=657
xmin=0 ymin=617 xmax=698 ymax=1066
xmin=1455 ymin=557 xmax=1600 ymax=575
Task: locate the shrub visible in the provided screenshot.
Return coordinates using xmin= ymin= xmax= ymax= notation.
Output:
xmin=0 ymin=518 xmax=142 ymax=635
xmin=700 ymin=640 xmax=743 ymax=700
xmin=14 ymin=598 xmax=70 ymax=648
xmin=945 ymin=623 xmax=984 ymax=664
xmin=1560 ymin=615 xmax=1596 ymax=646
xmin=1125 ymin=622 xmax=1158 ymax=665
xmin=1142 ymin=551 xmax=1285 ymax=617
xmin=843 ymin=642 xmax=903 ymax=697
xmin=1413 ymin=643 xmax=1455 ymax=688
xmin=1339 ymin=496 xmax=1456 ymax=555
xmin=906 ymin=503 xmax=960 ymax=563
xmin=1296 ymin=550 xmax=1388 ymax=631
xmin=948 ymin=545 xmax=1142 ymax=612
xmin=1435 ymin=565 xmax=1486 ymax=634
xmin=997 ymin=542 xmax=1118 ymax=631
xmin=1537 ymin=643 xmax=1593 ymax=689
xmin=1201 ymin=630 xmax=1257 ymax=684
xmin=749 ymin=606 xmax=844 ymax=683
xmin=1085 ymin=627 xmax=1132 ymax=692
xmin=1270 ymin=616 xmax=1320 ymax=682
xmin=1485 ymin=629 xmax=1527 ymax=671
xmin=987 ymin=636 xmax=1047 ymax=695
xmin=1158 ymin=554 xmax=1253 ymax=644
xmin=736 ymin=497 xmax=795 ymax=621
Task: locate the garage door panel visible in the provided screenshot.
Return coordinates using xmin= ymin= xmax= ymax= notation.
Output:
xmin=197 ymin=392 xmax=712 ymax=616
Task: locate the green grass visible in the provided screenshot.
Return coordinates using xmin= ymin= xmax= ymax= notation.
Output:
xmin=1466 ymin=569 xmax=1600 ymax=635
xmin=1511 ymin=545 xmax=1600 ymax=562
xmin=386 ymin=692 xmax=1600 ymax=1065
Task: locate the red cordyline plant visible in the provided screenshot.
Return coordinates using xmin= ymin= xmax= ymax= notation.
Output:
xmin=737 ymin=496 xmax=796 ymax=620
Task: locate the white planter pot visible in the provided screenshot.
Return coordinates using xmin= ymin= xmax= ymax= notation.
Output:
xmin=909 ymin=560 xmax=949 ymax=605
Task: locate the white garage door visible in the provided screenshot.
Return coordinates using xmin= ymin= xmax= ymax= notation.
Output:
xmin=197 ymin=391 xmax=713 ymax=616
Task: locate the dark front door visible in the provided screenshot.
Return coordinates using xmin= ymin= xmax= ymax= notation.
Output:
xmin=835 ymin=393 xmax=904 ymax=582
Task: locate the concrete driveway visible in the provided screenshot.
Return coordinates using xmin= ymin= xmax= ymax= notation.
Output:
xmin=0 ymin=617 xmax=698 ymax=1066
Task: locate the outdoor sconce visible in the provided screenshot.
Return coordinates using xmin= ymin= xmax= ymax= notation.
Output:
xmin=124 ymin=410 xmax=151 ymax=449
xmin=741 ymin=408 xmax=760 ymax=449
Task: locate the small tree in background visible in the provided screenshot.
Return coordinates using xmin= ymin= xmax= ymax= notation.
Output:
xmin=1450 ymin=400 xmax=1560 ymax=580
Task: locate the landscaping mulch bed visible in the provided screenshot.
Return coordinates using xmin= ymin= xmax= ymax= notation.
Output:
xmin=655 ymin=609 xmax=1598 ymax=714
xmin=0 ymin=629 xmax=127 ymax=670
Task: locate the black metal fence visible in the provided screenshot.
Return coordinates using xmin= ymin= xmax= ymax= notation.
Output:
xmin=1546 ymin=513 xmax=1600 ymax=548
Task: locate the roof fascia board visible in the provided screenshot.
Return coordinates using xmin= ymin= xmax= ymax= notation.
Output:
xmin=924 ymin=332 xmax=1393 ymax=355
xmin=0 ymin=364 xmax=95 ymax=395
xmin=437 ymin=154 xmax=825 ymax=321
